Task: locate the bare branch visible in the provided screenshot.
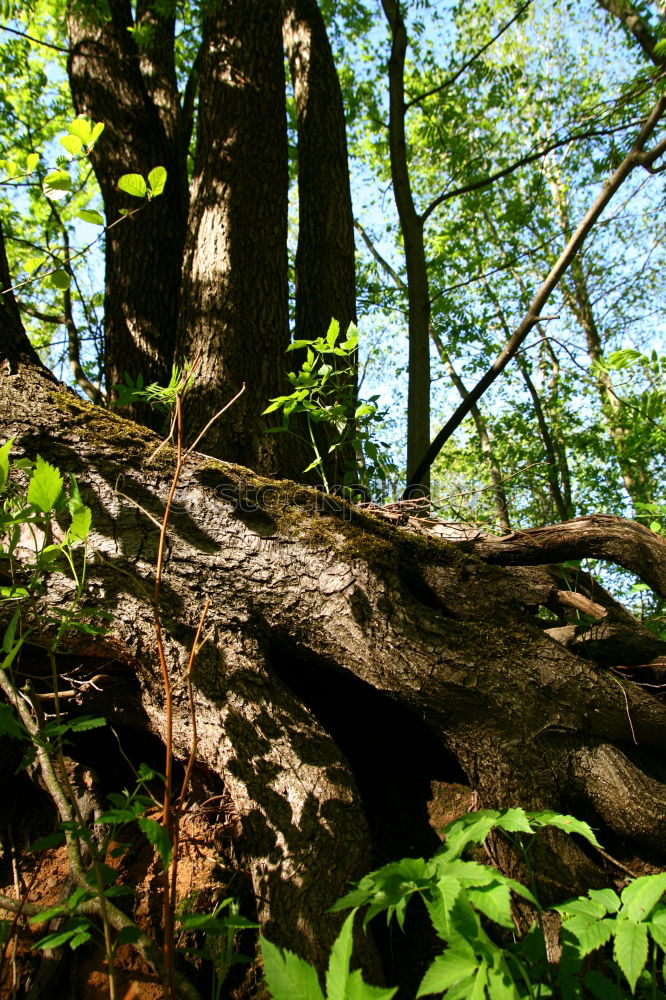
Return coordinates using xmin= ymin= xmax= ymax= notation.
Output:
xmin=405 ymin=0 xmax=535 ymax=110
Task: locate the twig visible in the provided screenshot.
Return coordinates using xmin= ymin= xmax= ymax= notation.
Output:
xmin=610 ymin=675 xmax=638 ymax=745
xmin=185 ymin=383 xmax=246 ymax=458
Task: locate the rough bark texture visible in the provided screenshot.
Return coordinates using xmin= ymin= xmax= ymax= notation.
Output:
xmin=67 ymin=0 xmax=190 ymax=416
xmin=176 ymin=1 xmax=297 ymax=476
xmin=3 ymin=339 xmax=666 ymax=980
xmin=282 ymin=0 xmax=357 ymax=344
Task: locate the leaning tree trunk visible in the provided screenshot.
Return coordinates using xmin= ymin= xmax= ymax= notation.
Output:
xmin=67 ymin=0 xmax=190 ymax=417
xmin=2 ymin=317 xmax=666 ymax=977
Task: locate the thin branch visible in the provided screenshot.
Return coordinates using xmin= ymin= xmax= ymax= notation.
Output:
xmin=18 ymin=303 xmax=65 ymax=324
xmin=422 ymin=119 xmax=646 ymax=222
xmin=0 ymin=23 xmax=69 ymax=53
xmin=405 ymin=0 xmax=534 ymax=110
xmin=354 ymin=219 xmax=406 ymax=289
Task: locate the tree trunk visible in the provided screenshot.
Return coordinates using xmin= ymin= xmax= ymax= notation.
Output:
xmin=380 ymin=0 xmax=432 ymax=495
xmin=175 ymin=1 xmax=299 ymax=476
xmin=3 ymin=324 xmax=666 ymax=981
xmin=67 ymin=0 xmax=189 ymax=419
xmin=282 ymin=0 xmax=357 ymax=345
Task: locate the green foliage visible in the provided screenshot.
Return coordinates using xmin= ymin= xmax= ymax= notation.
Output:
xmin=262 ymin=911 xmax=397 ymax=1000
xmin=113 ymin=361 xmax=195 ymax=412
xmin=262 ymin=807 xmax=666 ymax=1000
xmin=264 ymin=319 xmax=397 ymax=493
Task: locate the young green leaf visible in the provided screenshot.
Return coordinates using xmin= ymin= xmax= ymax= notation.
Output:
xmin=0 ymin=438 xmax=13 ymax=491
xmin=325 ymin=911 xmax=354 ymax=1000
xmin=417 ymin=949 xmax=480 ymax=996
xmin=138 ymin=816 xmax=172 ymax=868
xmin=621 ymin=873 xmax=666 ymax=922
xmin=613 ymin=920 xmax=648 ymax=993
xmin=26 ymin=152 xmax=39 ymax=173
xmin=260 ymin=937 xmax=324 ymax=1000
xmin=118 ymin=173 xmax=147 ymax=198
xmin=44 ymin=169 xmax=72 ymax=198
xmin=77 ymin=209 xmax=104 ymax=226
xmin=49 ymin=269 xmax=71 ymax=291
xmin=326 ymin=318 xmax=341 ymax=347
xmin=147 ymin=165 xmax=167 ymax=196
xmin=24 ymin=255 xmax=45 ymax=275
xmin=68 ymin=505 xmax=92 ymax=542
xmin=27 ymin=456 xmax=64 ymax=513
xmin=60 ymin=134 xmax=83 ymax=155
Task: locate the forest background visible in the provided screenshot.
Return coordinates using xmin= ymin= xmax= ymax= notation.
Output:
xmin=2 ymin=0 xmax=665 ymax=575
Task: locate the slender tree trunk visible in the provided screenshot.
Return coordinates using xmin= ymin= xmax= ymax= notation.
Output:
xmin=176 ymin=1 xmax=297 ymax=475
xmin=282 ymin=0 xmax=357 ymax=345
xmin=282 ymin=0 xmax=358 ymax=485
xmin=66 ymin=0 xmax=189 ymax=420
xmin=380 ymin=0 xmax=431 ymax=495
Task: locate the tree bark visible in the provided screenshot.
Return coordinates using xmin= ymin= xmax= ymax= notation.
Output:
xmin=175 ymin=1 xmax=298 ymax=476
xmin=282 ymin=0 xmax=357 ymax=345
xmin=67 ymin=0 xmax=189 ymax=418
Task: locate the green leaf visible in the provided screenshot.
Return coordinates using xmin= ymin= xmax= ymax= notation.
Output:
xmin=116 ymin=925 xmax=142 ymax=945
xmin=484 ymin=963 xmax=519 ymax=1000
xmin=326 ymin=911 xmax=354 ymax=1000
xmin=29 ymin=830 xmax=65 ymax=852
xmin=621 ymin=873 xmax=666 ymax=922
xmin=648 ymin=906 xmax=666 ymax=949
xmin=68 ymin=116 xmax=94 ymax=145
xmin=25 ymin=152 xmax=39 ymax=173
xmin=137 ymin=816 xmax=172 ymax=868
xmin=23 ymin=256 xmax=45 ymax=275
xmin=118 ymin=173 xmax=147 ymax=198
xmin=68 ymin=505 xmax=92 ymax=542
xmin=68 ymin=716 xmax=106 ymax=732
xmin=27 ymin=456 xmax=64 ymax=513
xmin=77 ymin=209 xmax=104 ymax=226
xmin=556 ymin=898 xmax=607 ymax=919
xmin=90 ymin=122 xmax=105 ymax=146
xmin=0 ymin=702 xmax=24 ymax=739
xmin=0 ymin=438 xmax=13 ymax=491
xmin=1 ymin=609 xmax=20 ymax=654
xmin=60 ymin=134 xmax=83 ymax=155
xmin=528 ymin=810 xmax=602 ymax=847
xmin=49 ymin=269 xmax=71 ymax=291
xmin=417 ymin=949 xmax=479 ymax=996
xmin=260 ymin=937 xmax=324 ymax=1000
xmin=35 ymin=917 xmax=93 ymax=951
xmin=147 ymin=165 xmax=167 ymax=196
xmin=345 ymin=970 xmax=398 ymax=1000
xmin=466 ymin=882 xmax=514 ymax=928
xmin=587 ymin=889 xmax=621 ymax=914
xmin=613 ymin=920 xmax=648 ymax=993
xmin=44 ymin=169 xmax=72 ymax=198
xmin=583 ymin=970 xmax=627 ymax=1000
xmin=326 ymin=318 xmax=341 ymax=347
xmin=562 ymin=915 xmax=614 ymax=957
